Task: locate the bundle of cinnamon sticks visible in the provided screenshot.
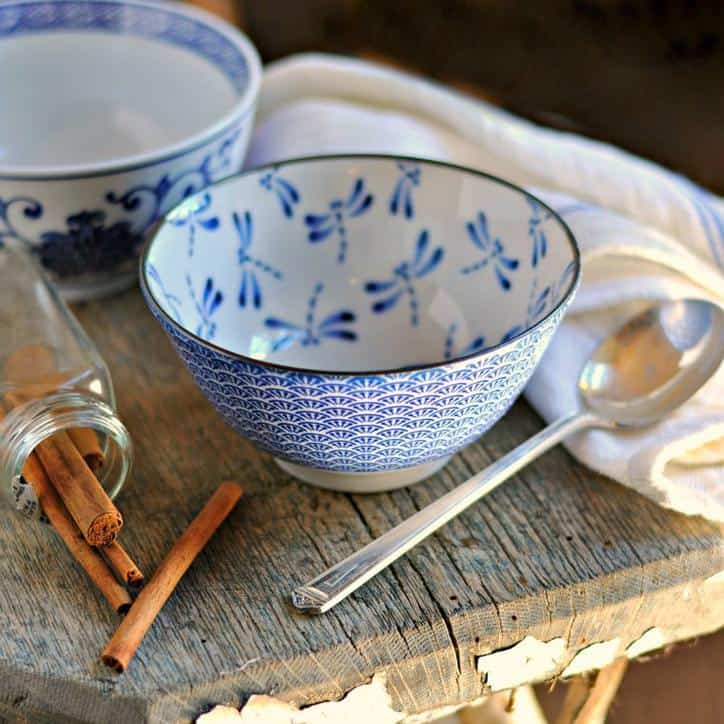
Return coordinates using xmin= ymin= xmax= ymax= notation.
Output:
xmin=3 ymin=345 xmax=243 ymax=671
xmin=3 ymin=346 xmax=143 ymax=612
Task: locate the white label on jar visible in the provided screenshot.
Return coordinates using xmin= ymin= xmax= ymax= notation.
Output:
xmin=11 ymin=476 xmax=42 ymax=520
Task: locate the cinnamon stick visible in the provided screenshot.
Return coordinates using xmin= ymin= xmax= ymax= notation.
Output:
xmin=31 ymin=429 xmax=123 ymax=546
xmin=19 ymin=452 xmax=132 ymax=614
xmin=68 ymin=427 xmax=105 ymax=475
xmin=102 ymin=481 xmax=243 ymax=672
xmin=103 ymin=542 xmax=144 ymax=588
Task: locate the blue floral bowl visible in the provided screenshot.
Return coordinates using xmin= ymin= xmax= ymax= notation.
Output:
xmin=141 ymin=155 xmax=580 ymax=492
xmin=0 ymin=0 xmax=260 ymax=300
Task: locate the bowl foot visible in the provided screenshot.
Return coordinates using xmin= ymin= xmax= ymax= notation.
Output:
xmin=274 ymin=456 xmax=452 ymax=493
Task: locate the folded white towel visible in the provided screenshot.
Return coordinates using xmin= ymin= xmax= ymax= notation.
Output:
xmin=247 ymin=53 xmax=724 ymax=521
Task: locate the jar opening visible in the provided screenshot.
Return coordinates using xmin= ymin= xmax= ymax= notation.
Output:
xmin=0 ymin=391 xmax=132 ymax=518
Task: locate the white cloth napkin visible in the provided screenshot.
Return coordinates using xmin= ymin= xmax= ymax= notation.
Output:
xmin=247 ymin=53 xmax=724 ymax=521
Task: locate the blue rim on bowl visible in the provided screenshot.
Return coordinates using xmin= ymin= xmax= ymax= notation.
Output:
xmin=0 ymin=0 xmax=261 ymax=180
xmin=140 ymin=153 xmax=581 ymax=376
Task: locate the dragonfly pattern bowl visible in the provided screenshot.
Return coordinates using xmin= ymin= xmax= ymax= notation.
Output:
xmin=142 ymin=155 xmax=580 ymax=492
xmin=0 ymin=0 xmax=260 ymax=300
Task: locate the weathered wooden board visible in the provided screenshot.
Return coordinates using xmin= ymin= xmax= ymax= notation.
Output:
xmin=0 ymin=288 xmax=721 ymax=723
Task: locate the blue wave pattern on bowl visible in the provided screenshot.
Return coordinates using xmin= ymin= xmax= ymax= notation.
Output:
xmin=143 ymin=157 xmax=579 ymax=476
xmin=0 ymin=0 xmax=257 ymax=296
xmin=153 ymin=307 xmax=566 ymax=471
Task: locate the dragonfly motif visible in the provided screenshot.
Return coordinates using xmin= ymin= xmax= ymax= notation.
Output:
xmin=264 ymin=282 xmax=357 ymax=352
xmin=500 ymin=280 xmax=551 ymax=343
xmin=259 ymin=167 xmax=300 ymax=218
xmin=460 ymin=211 xmax=519 ymax=290
xmin=304 ymin=178 xmax=374 ymax=263
xmin=187 ymin=275 xmax=224 ymax=341
xmin=389 ymin=162 xmax=421 ymax=219
xmin=234 ymin=211 xmax=283 ymax=309
xmin=444 ymin=323 xmax=486 ymax=360
xmin=528 ymin=198 xmax=553 ymax=268
xmin=167 ymin=193 xmax=219 ymax=258
xmin=501 ymin=260 xmax=576 ymax=343
xmin=147 ymin=263 xmax=182 ymax=322
xmin=365 ymin=229 xmax=444 ymax=327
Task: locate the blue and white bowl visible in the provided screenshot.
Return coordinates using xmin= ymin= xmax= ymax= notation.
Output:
xmin=0 ymin=0 xmax=260 ymax=300
xmin=141 ymin=155 xmax=580 ymax=492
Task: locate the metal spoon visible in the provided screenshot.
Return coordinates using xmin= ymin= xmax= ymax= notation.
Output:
xmin=292 ymin=298 xmax=724 ymax=614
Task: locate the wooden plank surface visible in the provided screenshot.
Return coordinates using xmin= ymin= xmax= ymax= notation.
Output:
xmin=0 ymin=288 xmax=721 ymax=723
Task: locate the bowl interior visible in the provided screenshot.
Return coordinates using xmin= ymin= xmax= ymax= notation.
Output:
xmin=0 ymin=0 xmax=252 ymax=168
xmin=144 ymin=157 xmax=578 ymax=373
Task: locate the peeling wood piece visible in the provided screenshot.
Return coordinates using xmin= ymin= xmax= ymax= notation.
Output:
xmin=476 ymin=636 xmax=566 ymax=691
xmin=556 ymin=658 xmax=628 ymax=724
xmin=198 ymin=674 xmax=404 ymax=724
xmin=561 ymin=639 xmax=620 ymax=678
xmin=197 ymin=705 xmax=244 ymax=723
xmin=704 ymin=570 xmax=724 ymax=586
xmin=625 ymin=627 xmax=666 ymax=659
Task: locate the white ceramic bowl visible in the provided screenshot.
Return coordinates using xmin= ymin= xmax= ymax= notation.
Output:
xmin=142 ymin=155 xmax=580 ymax=492
xmin=0 ymin=0 xmax=260 ymax=299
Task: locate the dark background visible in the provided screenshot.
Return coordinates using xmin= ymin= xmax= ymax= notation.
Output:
xmin=238 ymin=0 xmax=724 ymax=194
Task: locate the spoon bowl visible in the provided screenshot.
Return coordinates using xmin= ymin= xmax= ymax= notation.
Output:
xmin=579 ymin=299 xmax=724 ymax=426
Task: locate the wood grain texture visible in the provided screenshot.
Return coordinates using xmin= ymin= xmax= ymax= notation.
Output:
xmin=0 ymin=289 xmax=721 ymax=723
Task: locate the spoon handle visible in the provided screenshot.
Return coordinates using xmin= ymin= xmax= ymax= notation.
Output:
xmin=292 ymin=410 xmax=599 ymax=614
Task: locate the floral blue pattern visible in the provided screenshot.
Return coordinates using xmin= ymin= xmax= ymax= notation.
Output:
xmin=106 ymin=129 xmax=240 ymax=235
xmin=38 ymin=210 xmax=142 ymax=278
xmin=167 ymin=193 xmax=220 ymax=258
xmin=264 ymin=283 xmax=357 ymax=352
xmin=187 ymin=275 xmax=223 ymax=341
xmin=461 ymin=211 xmax=520 ymax=290
xmin=259 ymin=168 xmax=300 ymax=218
xmin=0 ymin=126 xmax=244 ymax=280
xmin=234 ymin=211 xmax=283 ymax=309
xmin=365 ymin=229 xmax=444 ymax=326
xmin=389 ymin=162 xmax=420 ymax=219
xmin=0 ymin=196 xmax=43 ymax=246
xmin=304 ymin=178 xmax=374 ymax=263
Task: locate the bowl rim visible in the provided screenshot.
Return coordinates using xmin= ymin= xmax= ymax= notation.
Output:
xmin=0 ymin=0 xmax=261 ymax=180
xmin=140 ymin=153 xmax=581 ymax=377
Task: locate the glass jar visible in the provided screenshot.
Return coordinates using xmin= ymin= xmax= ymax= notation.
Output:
xmin=0 ymin=240 xmax=132 ymax=517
